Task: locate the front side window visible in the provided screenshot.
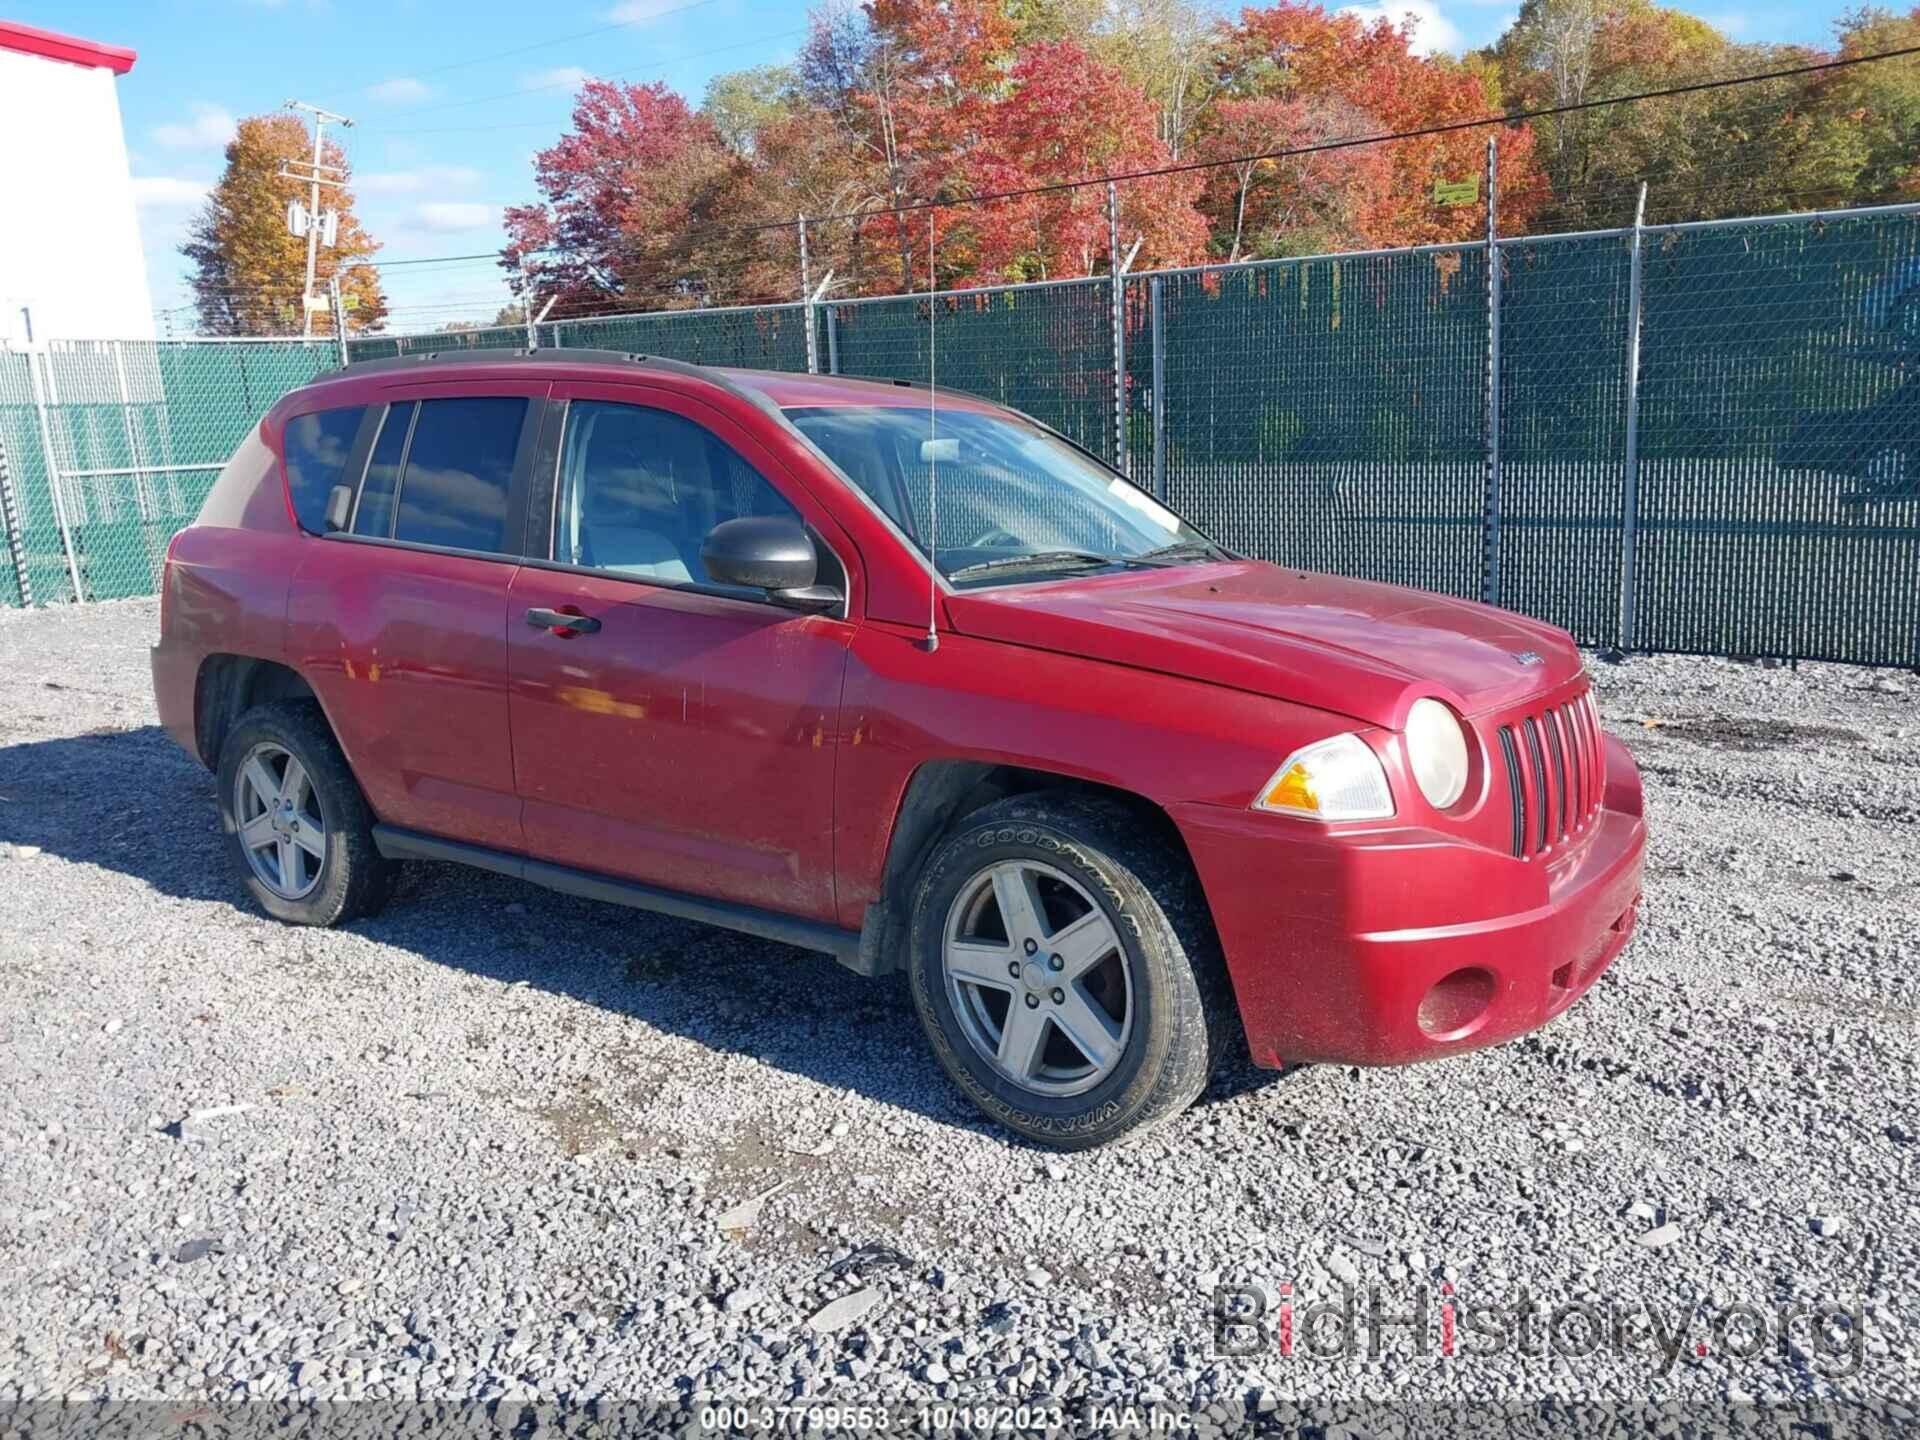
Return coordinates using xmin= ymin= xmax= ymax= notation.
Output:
xmin=282 ymin=405 xmax=366 ymax=534
xmin=555 ymin=400 xmax=803 ymax=588
xmin=785 ymin=405 xmax=1218 ymax=587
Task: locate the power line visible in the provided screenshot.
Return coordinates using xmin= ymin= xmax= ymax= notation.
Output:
xmin=359 ymin=26 xmax=809 ymax=130
xmin=316 ymin=0 xmax=727 ymax=102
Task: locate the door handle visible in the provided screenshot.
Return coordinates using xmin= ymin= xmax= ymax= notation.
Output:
xmin=525 ymin=607 xmax=601 ymax=635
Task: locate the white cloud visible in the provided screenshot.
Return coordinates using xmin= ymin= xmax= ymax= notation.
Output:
xmin=152 ymin=103 xmax=236 ymax=150
xmin=605 ymin=0 xmax=682 ymax=23
xmin=524 ymin=66 xmax=591 ymax=91
xmin=1336 ymin=0 xmax=1465 ymax=54
xmin=370 ymin=76 xmax=432 ymax=104
xmin=410 ymin=202 xmax=499 ymax=233
xmin=131 ymin=176 xmax=211 ymax=209
xmin=359 ymin=165 xmax=485 ymax=195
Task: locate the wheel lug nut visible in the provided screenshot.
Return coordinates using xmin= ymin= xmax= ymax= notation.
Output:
xmin=1022 ymin=938 xmax=1038 ymax=956
xmin=1024 ymin=994 xmax=1040 ymax=1009
xmin=1048 ymin=954 xmax=1063 ymax=972
xmin=1007 ymin=961 xmax=1021 ymax=978
xmin=1050 ymin=988 xmax=1064 ymax=1004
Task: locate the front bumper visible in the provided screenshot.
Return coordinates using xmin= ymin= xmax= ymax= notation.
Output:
xmin=1174 ymin=733 xmax=1645 ymax=1068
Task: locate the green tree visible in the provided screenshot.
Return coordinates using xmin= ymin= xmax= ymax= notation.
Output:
xmin=702 ymin=65 xmax=803 ymax=158
xmin=181 ymin=114 xmax=387 ymax=336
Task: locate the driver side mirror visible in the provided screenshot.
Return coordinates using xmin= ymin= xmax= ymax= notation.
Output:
xmin=700 ymin=516 xmax=841 ymax=613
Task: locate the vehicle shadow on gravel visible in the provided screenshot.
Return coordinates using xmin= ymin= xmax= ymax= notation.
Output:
xmin=0 ymin=724 xmax=1295 ymax=1138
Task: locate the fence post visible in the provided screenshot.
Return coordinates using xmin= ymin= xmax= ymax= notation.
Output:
xmin=826 ymin=304 xmax=840 ymax=376
xmin=329 ymin=278 xmax=350 ymax=366
xmin=0 ymin=430 xmax=32 ymax=605
xmin=1481 ymin=136 xmax=1503 ymax=607
xmin=110 ymin=341 xmax=152 ymax=520
xmin=1150 ymin=275 xmax=1167 ymax=501
xmin=804 ymin=271 xmax=834 ymax=376
xmin=1617 ymin=183 xmax=1649 ymax=652
xmin=1108 ymin=181 xmax=1128 ymax=477
xmin=26 ymin=349 xmax=85 ymax=602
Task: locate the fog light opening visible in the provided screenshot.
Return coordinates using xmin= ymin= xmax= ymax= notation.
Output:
xmin=1417 ymin=966 xmax=1497 ymax=1039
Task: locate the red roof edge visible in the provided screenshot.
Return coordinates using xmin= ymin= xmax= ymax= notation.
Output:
xmin=0 ymin=20 xmax=137 ymax=75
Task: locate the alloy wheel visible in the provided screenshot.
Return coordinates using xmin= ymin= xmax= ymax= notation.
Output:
xmin=942 ymin=859 xmax=1134 ymax=1098
xmin=233 ymin=741 xmax=328 ymax=901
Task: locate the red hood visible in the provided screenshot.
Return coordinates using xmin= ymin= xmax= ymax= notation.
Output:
xmin=944 ymin=561 xmax=1584 ymax=728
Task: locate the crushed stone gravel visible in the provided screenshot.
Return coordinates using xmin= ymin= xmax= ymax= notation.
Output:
xmin=0 ymin=598 xmax=1914 ymax=1432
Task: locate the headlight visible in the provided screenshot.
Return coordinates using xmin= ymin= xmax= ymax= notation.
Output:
xmin=1405 ymin=698 xmax=1470 ymax=810
xmin=1252 ymin=733 xmax=1394 ymax=821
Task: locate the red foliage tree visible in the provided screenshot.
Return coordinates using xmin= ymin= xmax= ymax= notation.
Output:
xmin=964 ymin=39 xmax=1211 ymax=283
xmin=502 ymin=79 xmax=737 ymax=316
xmin=1210 ymin=3 xmax=1543 ymax=247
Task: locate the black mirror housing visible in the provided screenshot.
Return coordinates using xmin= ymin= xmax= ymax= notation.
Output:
xmin=701 ymin=516 xmax=820 ymax=594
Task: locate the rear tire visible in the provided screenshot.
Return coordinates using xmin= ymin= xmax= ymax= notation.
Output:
xmin=906 ymin=793 xmax=1229 ymax=1150
xmin=216 ymin=700 xmax=394 ymax=927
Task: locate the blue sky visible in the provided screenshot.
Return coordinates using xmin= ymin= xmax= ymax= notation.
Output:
xmin=20 ymin=0 xmax=1866 ymax=334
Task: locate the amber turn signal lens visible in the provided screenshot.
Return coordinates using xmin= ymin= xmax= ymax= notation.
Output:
xmin=1251 ymin=733 xmax=1394 ymax=821
xmin=1259 ymin=763 xmax=1319 ymax=814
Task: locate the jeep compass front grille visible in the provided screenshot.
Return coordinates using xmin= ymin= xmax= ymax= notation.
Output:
xmin=1494 ymin=690 xmax=1605 ymax=859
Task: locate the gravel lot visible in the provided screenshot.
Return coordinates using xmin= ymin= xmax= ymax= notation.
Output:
xmin=1 ymin=597 xmax=1915 ymax=1434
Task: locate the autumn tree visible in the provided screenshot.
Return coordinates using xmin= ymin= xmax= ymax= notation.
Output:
xmin=703 ymin=65 xmax=804 ymax=158
xmin=965 ymin=39 xmax=1210 ymax=281
xmin=181 ymin=114 xmax=386 ymax=336
xmin=1209 ymin=4 xmax=1542 ymax=246
xmin=501 ymin=79 xmax=736 ymax=316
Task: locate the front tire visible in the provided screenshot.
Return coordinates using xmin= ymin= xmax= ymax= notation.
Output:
xmin=216 ymin=700 xmax=394 ymax=926
xmin=907 ymin=794 xmax=1228 ymax=1149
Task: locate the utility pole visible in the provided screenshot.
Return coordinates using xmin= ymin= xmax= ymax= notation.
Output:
xmin=281 ymin=100 xmax=353 ymax=338
xmin=797 ymin=214 xmax=811 ymax=300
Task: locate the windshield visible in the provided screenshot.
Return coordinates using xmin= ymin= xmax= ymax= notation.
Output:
xmin=784 ymin=405 xmax=1218 ymax=585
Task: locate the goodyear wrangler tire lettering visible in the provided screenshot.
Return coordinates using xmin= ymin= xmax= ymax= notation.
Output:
xmin=905 ymin=793 xmax=1231 ymax=1150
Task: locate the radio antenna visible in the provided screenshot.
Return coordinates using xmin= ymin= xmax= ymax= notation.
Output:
xmin=922 ymin=210 xmax=940 ymax=653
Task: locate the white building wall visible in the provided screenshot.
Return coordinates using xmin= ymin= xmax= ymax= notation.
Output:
xmin=0 ymin=46 xmax=154 ymax=344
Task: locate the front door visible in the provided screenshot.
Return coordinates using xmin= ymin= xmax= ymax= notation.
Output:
xmin=506 ymin=385 xmax=857 ymax=922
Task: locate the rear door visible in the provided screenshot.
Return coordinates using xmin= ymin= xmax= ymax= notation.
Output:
xmin=506 ymin=383 xmax=858 ymax=921
xmin=287 ymin=380 xmax=546 ymax=851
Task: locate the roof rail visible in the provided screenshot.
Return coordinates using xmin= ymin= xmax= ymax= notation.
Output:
xmin=319 ymin=346 xmax=717 ymax=382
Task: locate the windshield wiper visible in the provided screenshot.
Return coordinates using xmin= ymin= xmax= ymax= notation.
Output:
xmin=1136 ymin=539 xmax=1232 ymax=564
xmin=947 ymin=550 xmax=1143 ymax=582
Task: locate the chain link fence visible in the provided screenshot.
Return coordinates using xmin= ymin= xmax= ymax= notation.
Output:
xmin=3 ymin=204 xmax=1916 ymax=666
xmin=0 ymin=340 xmax=336 ymax=605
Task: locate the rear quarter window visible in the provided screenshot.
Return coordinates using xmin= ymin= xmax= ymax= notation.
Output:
xmin=282 ymin=406 xmax=368 ymax=534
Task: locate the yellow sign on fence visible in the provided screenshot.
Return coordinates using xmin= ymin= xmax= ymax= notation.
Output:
xmin=1433 ymin=177 xmax=1481 ymax=207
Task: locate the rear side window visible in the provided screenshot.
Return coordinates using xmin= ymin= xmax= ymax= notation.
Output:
xmin=282 ymin=406 xmax=366 ymax=534
xmin=392 ymin=397 xmax=527 ymax=553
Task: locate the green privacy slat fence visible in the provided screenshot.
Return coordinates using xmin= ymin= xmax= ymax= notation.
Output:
xmin=824 ymin=280 xmax=1119 ymax=464
xmin=0 ymin=341 xmax=336 ymax=604
xmin=1131 ymin=244 xmax=1489 ymax=599
xmin=3 ymin=205 xmax=1918 ymax=666
xmin=1629 ymin=213 xmax=1920 ymax=665
xmin=342 ymin=305 xmax=813 ymax=371
xmin=1490 ymin=233 xmax=1635 ymax=645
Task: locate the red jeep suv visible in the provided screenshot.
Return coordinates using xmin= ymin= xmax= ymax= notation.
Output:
xmin=151 ymin=350 xmax=1645 ymax=1148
